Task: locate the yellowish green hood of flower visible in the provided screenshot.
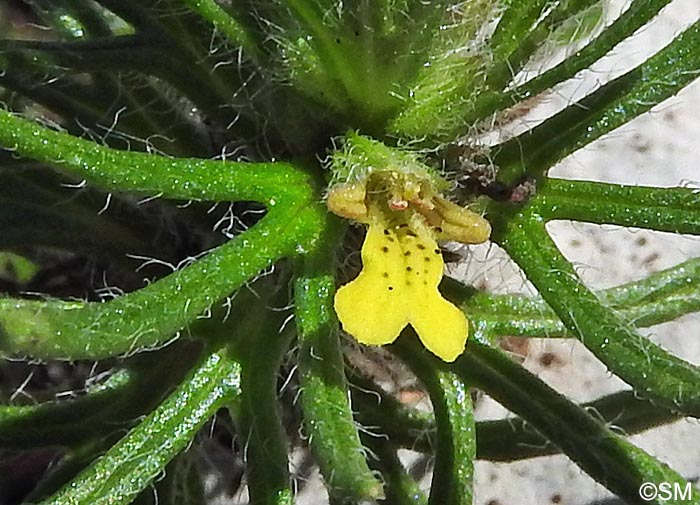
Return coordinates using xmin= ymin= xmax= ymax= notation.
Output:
xmin=328 ymin=170 xmax=490 ymax=362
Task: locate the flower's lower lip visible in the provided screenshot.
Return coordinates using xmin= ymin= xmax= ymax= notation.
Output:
xmin=334 ymin=206 xmax=469 ymax=362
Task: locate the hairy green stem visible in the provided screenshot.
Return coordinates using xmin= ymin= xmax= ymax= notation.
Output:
xmin=476 ymin=388 xmax=681 ymax=462
xmin=487 ymin=0 xmax=601 ymax=90
xmin=287 ymin=0 xmax=366 ymax=113
xmin=443 ymin=251 xmax=700 ymax=338
xmin=0 ymin=341 xmax=203 ymax=448
xmin=355 ymin=380 xmax=680 ymax=462
xmin=489 ymin=0 xmax=550 ymax=66
xmin=180 ymin=0 xmax=259 ymax=54
xmin=520 ymin=0 xmax=674 ymax=99
xmin=362 ymin=433 xmax=428 ymax=505
xmin=0 ymin=205 xmax=323 ymax=359
xmin=470 ymin=0 xmax=672 ymax=123
xmin=0 ymin=36 xmax=233 ymax=123
xmin=0 ymin=168 xmax=179 ymax=262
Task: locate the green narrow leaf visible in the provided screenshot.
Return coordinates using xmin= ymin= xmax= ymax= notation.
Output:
xmin=0 ymin=36 xmax=233 ymax=123
xmin=0 ymin=110 xmax=324 ymax=360
xmin=135 ymin=449 xmax=205 ymax=505
xmin=0 ymin=68 xmax=113 ymax=139
xmin=494 ymin=19 xmax=700 ymax=184
xmin=520 ymin=0 xmax=673 ymax=99
xmin=394 ymin=336 xmax=475 ymax=505
xmin=362 ymin=433 xmax=428 ymax=505
xmin=26 ymin=439 xmax=117 ymax=502
xmin=468 ymin=0 xmax=672 ymax=123
xmin=294 ymin=217 xmax=384 ymax=502
xmin=350 ymin=369 xmax=434 ymax=451
xmin=180 ymin=0 xmax=258 ymax=54
xmin=0 ymin=169 xmax=176 ymax=262
xmin=487 ymin=0 xmax=602 ymax=90
xmin=0 ymin=109 xmax=314 ymax=206
xmin=537 ymin=178 xmax=700 ymax=235
xmin=489 ymin=0 xmax=550 ymax=65
xmin=229 ymin=282 xmax=294 ymax=505
xmin=0 ymin=341 xmax=202 ymax=448
xmin=0 ymin=370 xmax=133 ymax=447
xmin=444 ymin=251 xmax=700 ymax=338
xmin=600 ymin=257 xmax=700 ymax=312
xmin=476 ymin=388 xmax=681 ymax=462
xmin=492 ymin=203 xmax=700 ymax=417
xmin=0 ymin=205 xmax=322 ymax=359
xmin=42 ymin=347 xmax=242 ymax=505
xmin=35 ymin=0 xmax=114 ymax=37
xmin=388 ymin=1 xmax=496 ymax=140
xmin=459 ymin=341 xmax=698 ymax=505
xmin=356 ymin=377 xmax=680 ymax=462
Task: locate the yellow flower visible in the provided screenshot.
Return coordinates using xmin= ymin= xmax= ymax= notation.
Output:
xmin=328 ymin=171 xmax=491 ymax=362
xmin=335 ymin=209 xmax=468 ymax=361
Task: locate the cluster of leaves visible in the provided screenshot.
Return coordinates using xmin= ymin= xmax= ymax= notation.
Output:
xmin=0 ymin=1 xmax=699 ymax=504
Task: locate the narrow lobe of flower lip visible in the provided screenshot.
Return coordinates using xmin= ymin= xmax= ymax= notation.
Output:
xmin=334 ymin=213 xmax=468 ymax=362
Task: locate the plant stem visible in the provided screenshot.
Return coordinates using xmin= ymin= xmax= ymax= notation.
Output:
xmin=469 ymin=0 xmax=673 ymax=123
xmin=362 ymin=433 xmax=428 ymax=505
xmin=179 ymin=0 xmax=259 ymax=56
xmin=537 ymin=178 xmax=700 ymax=235
xmin=354 ymin=378 xmax=681 ymax=462
xmin=0 ymin=341 xmax=202 ymax=448
xmin=442 ymin=252 xmax=700 ymax=339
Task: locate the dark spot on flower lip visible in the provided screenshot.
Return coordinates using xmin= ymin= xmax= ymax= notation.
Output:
xmin=406 ymin=266 xmax=412 ymax=272
xmin=406 ymin=280 xmax=411 ymax=286
xmin=398 ymin=224 xmax=408 ymax=228
xmin=382 ymin=246 xmax=389 ymax=252
xmin=383 ymin=229 xmax=390 ymax=235
xmin=388 ymin=286 xmax=394 ymax=291
xmin=387 ymin=237 xmax=395 ymax=242
xmin=424 ymin=257 xmax=430 ymax=262
xmin=434 ymin=249 xmax=440 ymax=255
xmin=404 ymin=251 xmax=411 ymax=256
xmin=406 ymin=230 xmax=417 ymax=237
xmin=382 ymin=272 xmax=389 ymax=278
xmin=435 ymin=226 xmax=443 ymax=233
xmin=417 ymin=244 xmax=426 ymax=250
